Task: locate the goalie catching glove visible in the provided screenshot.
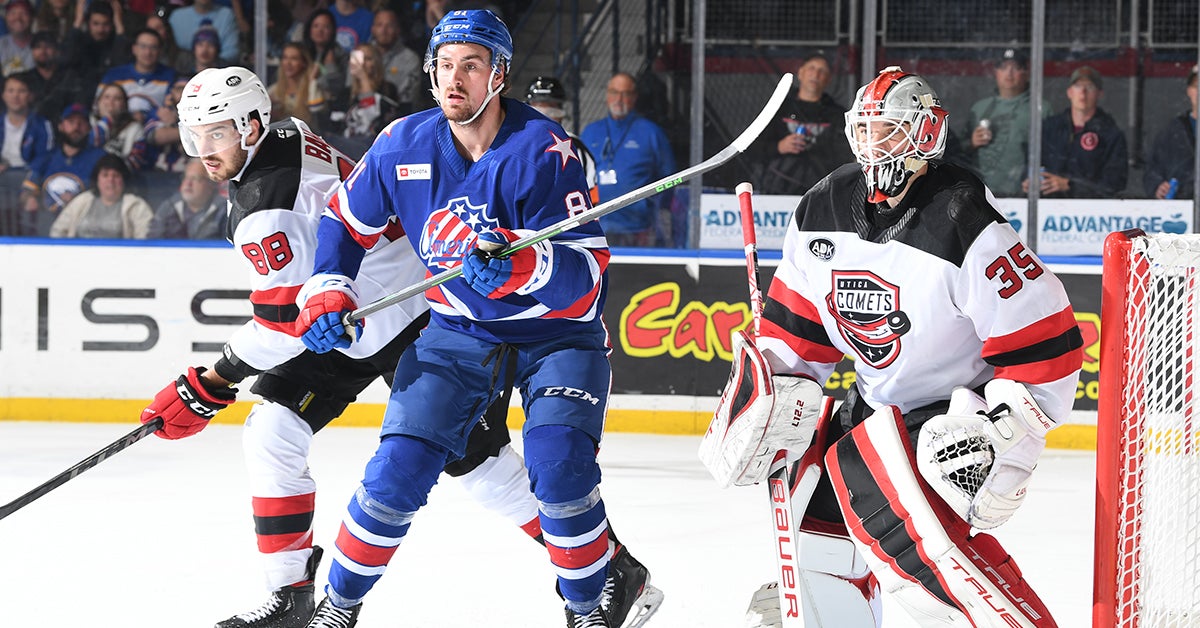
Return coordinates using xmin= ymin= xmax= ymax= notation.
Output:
xmin=141 ymin=367 xmax=238 ymax=439
xmin=699 ymin=329 xmax=827 ymax=487
xmin=917 ymin=379 xmax=1055 ymax=529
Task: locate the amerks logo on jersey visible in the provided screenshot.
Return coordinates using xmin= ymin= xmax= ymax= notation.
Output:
xmin=825 ymin=271 xmax=912 ymax=368
xmin=420 ymin=196 xmax=498 ymax=268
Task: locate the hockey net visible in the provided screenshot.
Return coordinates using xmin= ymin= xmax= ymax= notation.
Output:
xmin=1095 ymin=229 xmax=1200 ymax=627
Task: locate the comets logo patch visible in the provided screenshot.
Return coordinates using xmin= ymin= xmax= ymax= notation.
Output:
xmin=419 ymin=196 xmax=497 ymax=268
xmin=825 ymin=271 xmax=911 ymax=368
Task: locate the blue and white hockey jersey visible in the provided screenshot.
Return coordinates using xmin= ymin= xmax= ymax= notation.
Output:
xmin=316 ymin=99 xmax=610 ymax=344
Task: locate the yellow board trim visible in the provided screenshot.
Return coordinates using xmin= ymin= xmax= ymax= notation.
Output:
xmin=0 ymin=398 xmax=1097 ymax=450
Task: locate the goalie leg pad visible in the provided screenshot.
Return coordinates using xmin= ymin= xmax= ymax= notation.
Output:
xmin=700 ymin=329 xmax=827 ymax=487
xmin=825 ymin=407 xmax=1057 ymax=627
xmin=744 ymin=531 xmax=881 ymax=628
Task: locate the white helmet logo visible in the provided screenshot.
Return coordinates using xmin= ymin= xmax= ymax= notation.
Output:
xmin=226 ymin=76 xmax=241 ymax=86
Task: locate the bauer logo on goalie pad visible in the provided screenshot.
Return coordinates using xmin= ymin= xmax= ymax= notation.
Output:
xmin=699 ymin=330 xmax=825 ymax=487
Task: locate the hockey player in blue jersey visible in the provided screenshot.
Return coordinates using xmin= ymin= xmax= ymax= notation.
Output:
xmin=295 ymin=10 xmax=661 ymax=628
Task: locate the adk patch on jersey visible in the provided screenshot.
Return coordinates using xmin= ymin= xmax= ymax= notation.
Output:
xmin=825 ymin=271 xmax=911 ymax=368
xmin=808 ymin=237 xmax=836 ymax=260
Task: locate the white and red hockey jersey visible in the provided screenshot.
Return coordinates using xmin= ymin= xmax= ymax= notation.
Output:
xmin=220 ymin=117 xmax=427 ymax=373
xmin=758 ymin=161 xmax=1084 ymax=422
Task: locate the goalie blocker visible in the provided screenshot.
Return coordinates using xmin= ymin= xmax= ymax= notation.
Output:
xmin=699 ymin=329 xmax=829 ymax=487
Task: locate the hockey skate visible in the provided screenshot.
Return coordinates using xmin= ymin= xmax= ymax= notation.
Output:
xmin=604 ymin=544 xmax=664 ymax=628
xmin=304 ymin=597 xmax=360 ymax=628
xmin=566 ymin=605 xmax=615 ymax=628
xmin=215 ymin=546 xmax=324 ymax=628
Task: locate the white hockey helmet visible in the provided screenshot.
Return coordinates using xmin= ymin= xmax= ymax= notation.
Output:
xmin=177 ymin=66 xmax=271 ymax=157
xmin=844 ymin=66 xmax=948 ymax=202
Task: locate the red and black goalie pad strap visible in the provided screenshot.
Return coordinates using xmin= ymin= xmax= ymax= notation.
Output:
xmin=829 ymin=408 xmax=1058 ymax=626
xmin=824 ymin=407 xmax=965 ymax=611
xmin=253 ymin=493 xmax=317 ymax=553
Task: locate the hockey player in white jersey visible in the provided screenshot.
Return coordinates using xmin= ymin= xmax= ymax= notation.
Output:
xmin=525 ymin=75 xmax=599 ymax=204
xmin=137 ymin=66 xmax=661 ymax=628
xmin=701 ymin=67 xmax=1084 ymax=627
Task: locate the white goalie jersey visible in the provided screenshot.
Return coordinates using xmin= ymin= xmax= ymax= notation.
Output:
xmin=222 ymin=117 xmax=428 ymax=372
xmin=757 ymin=161 xmax=1084 ymax=423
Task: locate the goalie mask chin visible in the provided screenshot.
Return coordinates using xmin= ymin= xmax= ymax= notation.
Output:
xmin=845 ymin=66 xmax=948 ymax=203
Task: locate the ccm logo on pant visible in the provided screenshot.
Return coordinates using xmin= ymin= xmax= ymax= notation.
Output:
xmin=539 ymin=387 xmax=600 ymax=406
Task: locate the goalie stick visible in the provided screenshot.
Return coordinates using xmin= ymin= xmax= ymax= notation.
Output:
xmin=342 ymin=73 xmax=794 ymax=326
xmin=0 ymin=418 xmax=163 ymax=521
xmin=736 ymin=183 xmax=825 ymax=628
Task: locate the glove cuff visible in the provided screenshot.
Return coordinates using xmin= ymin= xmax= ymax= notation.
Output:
xmin=297 ymin=273 xmax=359 ymax=307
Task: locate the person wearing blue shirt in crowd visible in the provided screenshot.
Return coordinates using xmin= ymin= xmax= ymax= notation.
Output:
xmin=1027 ymin=65 xmax=1128 ymax=199
xmin=1144 ymin=65 xmax=1197 ymax=200
xmin=0 ymin=73 xmax=53 ymax=173
xmin=99 ymin=28 xmax=178 ymax=109
xmin=580 ymin=71 xmax=676 ymax=247
xmin=169 ymin=0 xmax=240 ymax=63
xmin=330 ymin=0 xmax=373 ymax=52
xmin=20 ymin=103 xmax=107 ymax=236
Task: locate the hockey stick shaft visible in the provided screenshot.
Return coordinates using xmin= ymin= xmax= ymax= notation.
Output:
xmin=736 ymin=182 xmax=763 ymax=334
xmin=0 ymin=418 xmax=163 ymax=521
xmin=343 ymin=73 xmax=794 ymax=326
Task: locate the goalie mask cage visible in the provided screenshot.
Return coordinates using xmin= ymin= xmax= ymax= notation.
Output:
xmin=1096 ymin=229 xmax=1200 ymax=627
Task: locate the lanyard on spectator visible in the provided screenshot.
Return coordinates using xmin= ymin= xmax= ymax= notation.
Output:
xmin=601 ymin=114 xmax=636 ymax=166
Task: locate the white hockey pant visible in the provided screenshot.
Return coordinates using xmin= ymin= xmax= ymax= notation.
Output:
xmin=825 ymin=406 xmax=1057 ymax=627
xmin=242 ymin=401 xmax=317 ymax=591
xmin=454 ymin=443 xmax=540 ymax=531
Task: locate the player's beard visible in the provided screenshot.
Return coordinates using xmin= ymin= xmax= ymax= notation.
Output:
xmin=441 ymin=87 xmax=482 ymax=124
xmin=203 ymin=147 xmax=248 ymax=182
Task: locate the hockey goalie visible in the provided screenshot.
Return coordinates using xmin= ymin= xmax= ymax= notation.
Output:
xmin=699 ymin=67 xmax=1084 ymax=627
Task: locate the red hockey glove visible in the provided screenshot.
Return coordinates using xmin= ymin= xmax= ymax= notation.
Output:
xmin=142 ymin=367 xmax=237 ymax=440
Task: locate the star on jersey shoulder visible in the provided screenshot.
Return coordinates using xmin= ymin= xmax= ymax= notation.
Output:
xmin=545 ymin=131 xmax=579 ymax=169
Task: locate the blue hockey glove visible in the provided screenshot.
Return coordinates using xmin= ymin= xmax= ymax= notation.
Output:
xmin=461 ymin=228 xmax=557 ymax=298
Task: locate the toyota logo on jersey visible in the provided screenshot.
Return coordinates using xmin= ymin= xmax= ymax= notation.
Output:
xmin=825 ymin=271 xmax=911 ymax=368
xmin=420 ymin=196 xmax=498 ymax=268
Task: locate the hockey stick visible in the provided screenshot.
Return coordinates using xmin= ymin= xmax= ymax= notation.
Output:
xmin=0 ymin=418 xmax=163 ymax=522
xmin=737 ymin=183 xmax=802 ymax=628
xmin=342 ymin=73 xmax=794 ymax=326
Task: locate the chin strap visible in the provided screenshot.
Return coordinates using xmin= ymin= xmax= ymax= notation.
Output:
xmin=428 ymin=67 xmax=505 ymax=127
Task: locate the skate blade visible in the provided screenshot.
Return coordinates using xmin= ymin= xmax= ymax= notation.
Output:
xmin=622 ymin=584 xmax=664 ymax=628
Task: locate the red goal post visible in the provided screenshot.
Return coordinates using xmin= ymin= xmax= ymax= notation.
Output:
xmin=1096 ymin=229 xmax=1200 ymax=627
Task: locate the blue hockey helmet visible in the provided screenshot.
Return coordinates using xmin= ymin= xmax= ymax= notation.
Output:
xmin=424 ymin=10 xmax=513 ymax=76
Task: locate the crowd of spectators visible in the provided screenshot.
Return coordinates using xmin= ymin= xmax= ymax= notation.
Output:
xmin=0 ymin=0 xmax=1195 ymax=246
xmin=0 ymin=0 xmax=512 ymax=239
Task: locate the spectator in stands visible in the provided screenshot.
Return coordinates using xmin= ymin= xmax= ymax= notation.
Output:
xmin=0 ymin=0 xmax=34 ymax=77
xmin=331 ymin=0 xmax=372 ymax=52
xmin=268 ymin=41 xmax=326 ymax=130
xmin=100 ymin=29 xmax=177 ymax=109
xmin=189 ymin=24 xmax=225 ymax=75
xmin=21 ymin=103 xmax=107 ymax=236
xmin=147 ymin=157 xmax=225 ymax=239
xmin=33 ymin=0 xmax=73 ymax=42
xmin=127 ymin=77 xmax=188 ymax=207
xmin=169 ymin=0 xmax=239 ymax=64
xmin=145 ymin=13 xmax=191 ymax=77
xmin=370 ymin=8 xmax=422 ymax=112
xmin=1026 ymin=65 xmax=1128 ymax=198
xmin=0 ymin=73 xmax=53 ymax=175
xmin=13 ymin=32 xmax=83 ymax=121
xmin=303 ymin=9 xmax=348 ymax=100
xmin=751 ymin=52 xmax=853 ymax=195
xmin=962 ymin=49 xmax=1050 ymax=197
xmin=49 ymin=153 xmax=153 ymax=238
xmin=1144 ymin=66 xmax=1198 ymax=200
xmin=580 ymin=71 xmax=676 ymax=247
xmin=91 ymin=82 xmax=142 ymax=161
xmin=62 ymin=0 xmax=129 ymax=97
xmin=329 ymin=42 xmax=400 ymax=158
